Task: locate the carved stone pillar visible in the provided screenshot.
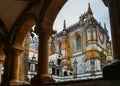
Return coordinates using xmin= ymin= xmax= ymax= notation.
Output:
xmin=31 ymin=26 xmax=55 ymax=85
xmin=102 ymin=0 xmax=120 ymax=79
xmin=10 ymin=47 xmax=23 ymax=85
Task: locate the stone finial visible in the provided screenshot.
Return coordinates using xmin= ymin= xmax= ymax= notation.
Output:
xmin=63 ymin=20 xmax=66 ymax=30
xmin=87 ymin=3 xmax=93 ymax=15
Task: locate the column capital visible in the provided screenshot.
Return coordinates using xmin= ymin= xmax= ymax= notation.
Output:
xmin=11 ymin=46 xmax=23 ymax=55
xmin=12 ymin=45 xmax=23 ymax=54
xmin=34 ymin=25 xmax=55 ymax=39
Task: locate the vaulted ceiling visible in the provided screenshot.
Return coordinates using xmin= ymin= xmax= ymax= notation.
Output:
xmin=0 ymin=0 xmax=67 ymax=62
xmin=0 ymin=0 xmax=30 ymax=42
xmin=0 ymin=0 xmax=29 ymax=31
xmin=0 ymin=0 xmax=67 ymax=41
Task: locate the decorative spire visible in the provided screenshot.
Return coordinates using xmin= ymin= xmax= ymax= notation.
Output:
xmin=63 ymin=20 xmax=66 ymax=30
xmin=104 ymin=23 xmax=108 ymax=35
xmin=104 ymin=23 xmax=107 ymax=29
xmin=87 ymin=3 xmax=93 ymax=15
xmin=63 ymin=20 xmax=67 ymax=35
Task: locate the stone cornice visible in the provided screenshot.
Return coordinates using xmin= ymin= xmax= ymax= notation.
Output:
xmin=55 ymin=22 xmax=80 ymax=37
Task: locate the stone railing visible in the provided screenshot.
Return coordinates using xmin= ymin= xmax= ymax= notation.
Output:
xmin=52 ymin=71 xmax=103 ymax=82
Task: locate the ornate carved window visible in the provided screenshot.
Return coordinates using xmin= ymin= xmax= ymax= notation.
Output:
xmin=76 ymin=36 xmax=82 ymax=50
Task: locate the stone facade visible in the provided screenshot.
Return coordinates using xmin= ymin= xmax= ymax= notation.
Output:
xmin=28 ymin=3 xmax=113 ymax=82
xmin=48 ymin=3 xmax=113 ymax=78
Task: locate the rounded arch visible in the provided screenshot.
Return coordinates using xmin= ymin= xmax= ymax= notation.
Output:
xmin=10 ymin=0 xmax=69 ymax=50
xmin=11 ymin=13 xmax=36 ymax=49
xmin=38 ymin=0 xmax=68 ymax=29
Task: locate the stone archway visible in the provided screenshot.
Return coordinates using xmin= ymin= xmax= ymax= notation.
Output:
xmin=11 ymin=14 xmax=36 ymax=84
xmin=0 ymin=0 xmax=120 ymax=85
xmin=12 ymin=14 xmax=36 ymax=49
xmin=12 ymin=14 xmax=36 ymax=83
xmin=2 ymin=14 xmax=37 ymax=85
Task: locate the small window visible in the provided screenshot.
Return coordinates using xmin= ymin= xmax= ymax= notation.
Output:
xmin=64 ymin=71 xmax=68 ymax=76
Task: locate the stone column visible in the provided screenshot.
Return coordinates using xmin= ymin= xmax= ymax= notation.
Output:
xmin=10 ymin=48 xmax=23 ymax=85
xmin=31 ymin=26 xmax=55 ymax=85
xmin=2 ymin=47 xmax=12 ymax=85
xmin=102 ymin=0 xmax=120 ymax=79
xmin=38 ymin=31 xmax=49 ymax=75
xmin=109 ymin=0 xmax=120 ymax=60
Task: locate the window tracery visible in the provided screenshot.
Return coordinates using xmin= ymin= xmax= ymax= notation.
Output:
xmin=76 ymin=36 xmax=82 ymax=50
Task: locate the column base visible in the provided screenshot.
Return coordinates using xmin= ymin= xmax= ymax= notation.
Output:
xmin=103 ymin=60 xmax=120 ymax=79
xmin=10 ymin=79 xmax=20 ymax=85
xmin=31 ymin=74 xmax=55 ymax=85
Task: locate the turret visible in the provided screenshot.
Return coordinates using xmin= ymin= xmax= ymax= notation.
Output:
xmin=86 ymin=3 xmax=93 ymax=25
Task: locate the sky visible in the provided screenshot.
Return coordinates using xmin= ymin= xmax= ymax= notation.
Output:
xmin=53 ymin=0 xmax=111 ymax=37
